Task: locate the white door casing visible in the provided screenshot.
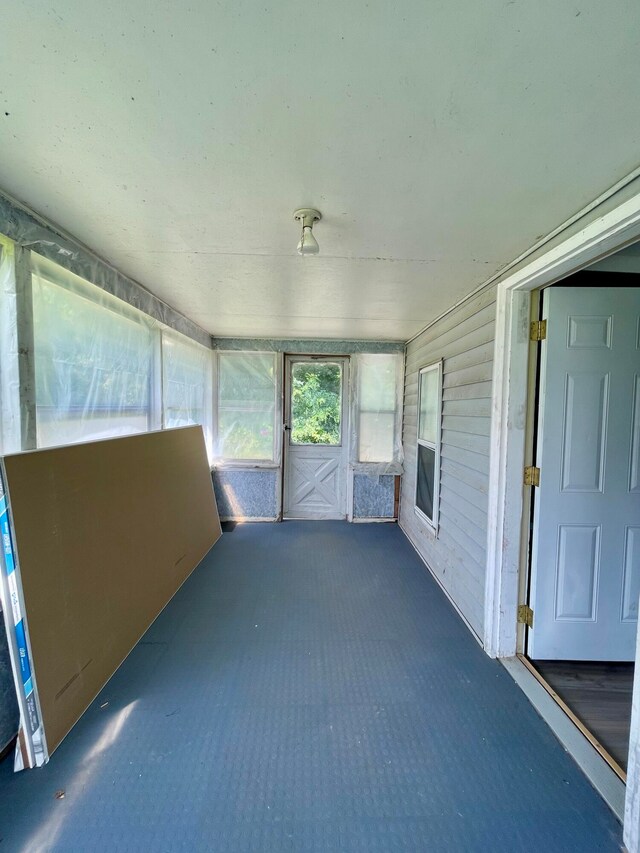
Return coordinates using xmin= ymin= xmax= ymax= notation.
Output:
xmin=283 ymin=356 xmax=349 ymax=519
xmin=528 ymin=286 xmax=640 ymax=660
xmin=477 ymin=184 xmax=640 ymax=850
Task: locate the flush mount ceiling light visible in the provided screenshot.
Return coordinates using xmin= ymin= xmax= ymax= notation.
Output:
xmin=294 ymin=208 xmax=321 ymax=255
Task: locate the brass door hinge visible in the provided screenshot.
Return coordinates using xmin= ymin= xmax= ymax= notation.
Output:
xmin=518 ymin=604 xmax=534 ymax=628
xmin=524 ymin=465 xmax=540 ymax=487
xmin=530 ymin=319 xmax=547 ymax=341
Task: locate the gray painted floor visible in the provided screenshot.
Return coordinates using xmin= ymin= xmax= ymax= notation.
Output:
xmin=0 ymin=522 xmax=623 ymax=851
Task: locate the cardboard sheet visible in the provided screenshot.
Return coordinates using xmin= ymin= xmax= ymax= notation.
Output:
xmin=1 ymin=426 xmax=221 ymax=759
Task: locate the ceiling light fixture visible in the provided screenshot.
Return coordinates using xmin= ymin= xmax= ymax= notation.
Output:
xmin=294 ymin=208 xmax=321 ymax=255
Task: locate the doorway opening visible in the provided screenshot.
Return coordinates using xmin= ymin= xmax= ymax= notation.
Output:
xmin=282 ymin=355 xmax=350 ymax=519
xmin=520 ymin=247 xmax=640 ymax=779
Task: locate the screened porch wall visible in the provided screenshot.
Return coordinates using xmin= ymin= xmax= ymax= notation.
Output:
xmin=211 ymin=338 xmax=404 ymax=521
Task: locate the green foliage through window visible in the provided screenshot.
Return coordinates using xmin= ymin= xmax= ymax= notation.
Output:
xmin=291 ymin=362 xmax=341 ymax=445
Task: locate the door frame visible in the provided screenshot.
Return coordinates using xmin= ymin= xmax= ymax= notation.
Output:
xmin=281 ymin=354 xmax=351 ymax=520
xmin=482 ymin=186 xmax=640 ymax=851
xmin=484 ymin=189 xmax=640 ymax=659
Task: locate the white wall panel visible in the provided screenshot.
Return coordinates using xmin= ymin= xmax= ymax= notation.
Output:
xmin=400 ymin=286 xmax=497 ymax=638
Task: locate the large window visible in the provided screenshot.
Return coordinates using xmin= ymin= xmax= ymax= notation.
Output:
xmin=33 ymin=269 xmax=154 ymax=448
xmin=415 ymin=362 xmax=442 ymax=529
xmin=27 ymin=253 xmax=213 ymax=454
xmin=356 ymin=353 xmax=402 ymax=464
xmin=162 ymin=332 xmax=213 ymax=454
xmin=216 ymin=352 xmax=277 ymax=462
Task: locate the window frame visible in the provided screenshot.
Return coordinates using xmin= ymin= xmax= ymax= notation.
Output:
xmin=415 ymin=360 xmax=443 ymax=532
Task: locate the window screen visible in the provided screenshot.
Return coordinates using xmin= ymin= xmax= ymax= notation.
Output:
xmin=217 ymin=352 xmax=277 ymax=461
xmin=415 ymin=362 xmax=442 ymax=528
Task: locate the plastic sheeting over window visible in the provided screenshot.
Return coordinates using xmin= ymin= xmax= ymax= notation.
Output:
xmin=33 ymin=267 xmax=154 ymax=448
xmin=29 ymin=253 xmax=214 ymax=455
xmin=0 ymin=194 xmax=210 ymax=348
xmin=216 ymin=352 xmax=278 ymax=463
xmin=0 ymin=237 xmax=20 ymax=456
xmin=162 ymin=332 xmax=213 ymax=456
xmin=351 ymin=353 xmax=404 ymax=475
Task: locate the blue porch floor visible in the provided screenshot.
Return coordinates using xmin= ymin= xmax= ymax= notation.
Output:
xmin=0 ymin=521 xmax=623 ymax=851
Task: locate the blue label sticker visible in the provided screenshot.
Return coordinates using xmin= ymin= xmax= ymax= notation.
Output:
xmin=1 ymin=513 xmax=16 ymax=576
xmin=14 ymin=619 xmax=32 ymax=688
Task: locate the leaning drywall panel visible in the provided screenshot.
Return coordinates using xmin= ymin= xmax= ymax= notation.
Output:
xmin=2 ymin=425 xmax=221 ymax=761
xmin=0 ymin=603 xmax=19 ymax=755
xmin=0 ymin=469 xmax=46 ymax=769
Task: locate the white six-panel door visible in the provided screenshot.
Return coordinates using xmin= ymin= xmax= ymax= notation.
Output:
xmin=529 ymin=287 xmax=640 ymax=660
xmin=283 ymin=356 xmax=349 ymax=520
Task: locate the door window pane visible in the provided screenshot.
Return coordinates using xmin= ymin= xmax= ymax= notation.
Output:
xmin=416 ymin=444 xmax=435 ymax=521
xmin=418 ymin=368 xmax=439 ymax=443
xmin=291 ymin=362 xmax=342 ymax=445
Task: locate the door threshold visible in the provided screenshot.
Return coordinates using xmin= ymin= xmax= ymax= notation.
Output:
xmin=500 ymin=655 xmax=626 ymax=820
xmin=282 ymin=516 xmax=347 ymax=521
xmin=517 ymin=654 xmax=626 ymax=782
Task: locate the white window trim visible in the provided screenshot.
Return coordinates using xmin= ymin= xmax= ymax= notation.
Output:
xmin=415 ymin=360 xmax=442 ymax=532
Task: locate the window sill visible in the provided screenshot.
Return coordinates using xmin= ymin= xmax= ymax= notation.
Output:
xmin=212 ymin=461 xmax=280 ymax=472
xmin=414 ymin=505 xmax=438 ymax=536
xmin=351 ymin=462 xmax=403 ymax=476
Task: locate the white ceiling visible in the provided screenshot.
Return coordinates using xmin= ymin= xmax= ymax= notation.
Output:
xmin=1 ymin=1 xmax=639 ymax=340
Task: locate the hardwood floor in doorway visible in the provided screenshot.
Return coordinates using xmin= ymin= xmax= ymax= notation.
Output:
xmin=533 ymin=660 xmax=634 ymax=772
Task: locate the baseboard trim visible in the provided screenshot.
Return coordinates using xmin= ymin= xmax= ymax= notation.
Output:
xmin=219 ymin=516 xmax=278 ymax=522
xmin=352 ymin=517 xmax=396 ymax=523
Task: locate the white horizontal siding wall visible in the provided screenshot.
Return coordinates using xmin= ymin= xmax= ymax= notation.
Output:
xmin=400 ymin=286 xmax=497 ymax=639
